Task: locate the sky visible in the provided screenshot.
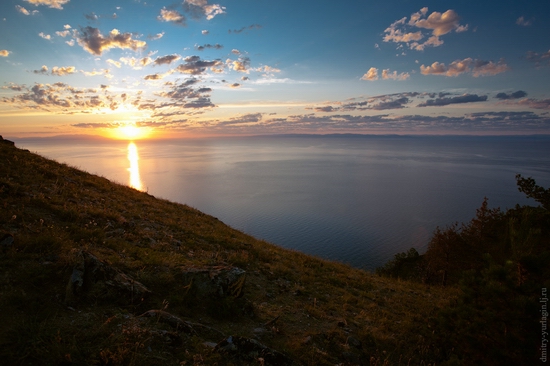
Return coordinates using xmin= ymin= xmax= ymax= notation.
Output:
xmin=1 ymin=0 xmax=550 ymax=139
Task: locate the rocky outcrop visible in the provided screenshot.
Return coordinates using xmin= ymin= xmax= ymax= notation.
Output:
xmin=177 ymin=265 xmax=246 ymax=299
xmin=65 ymin=250 xmax=150 ymax=304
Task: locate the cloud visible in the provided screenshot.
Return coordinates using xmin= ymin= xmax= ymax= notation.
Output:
xmin=229 ymin=24 xmax=262 ymax=34
xmin=195 ymin=43 xmax=223 ymax=51
xmin=516 ymin=16 xmax=533 ymax=26
xmin=85 ymin=12 xmax=98 ymax=21
xmin=361 ymin=67 xmax=379 ymax=81
xmin=420 ymin=58 xmax=509 ymax=77
xmin=370 ymin=97 xmax=410 ymax=110
xmin=119 ymin=56 xmax=153 ymax=69
xmin=51 ymin=66 xmax=76 ymax=76
xmin=361 ymin=67 xmax=409 ymax=81
xmin=184 ymin=0 xmax=225 ymax=20
xmin=495 ymin=90 xmax=527 ymax=100
xmin=202 ymin=30 xmax=209 ymax=35
xmin=383 ymin=7 xmax=467 ymax=51
xmin=154 ymin=54 xmax=181 ymax=65
xmin=56 ymin=30 xmax=71 ymax=37
xmin=106 ymin=59 xmax=122 ymax=68
xmin=226 ymin=57 xmax=251 ymax=73
xmin=175 ymin=56 xmax=224 ymax=75
xmin=417 ymin=94 xmax=488 ymax=107
xmin=33 ymin=65 xmax=49 ymax=74
xmin=23 ymin=0 xmax=70 ymax=10
xmin=158 ymin=8 xmax=186 ymax=25
xmin=148 ymin=32 xmax=165 ymax=40
xmin=39 ymin=32 xmax=52 ymax=40
xmin=526 ymin=50 xmax=550 ymax=67
xmin=0 ymin=50 xmax=10 ymax=57
xmin=509 ymin=98 xmax=550 ymax=110
xmin=15 ymin=5 xmax=38 ymax=15
xmin=76 ymin=27 xmax=147 ymax=55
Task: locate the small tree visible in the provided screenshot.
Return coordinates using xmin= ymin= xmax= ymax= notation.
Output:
xmin=516 ymin=174 xmax=550 ymax=210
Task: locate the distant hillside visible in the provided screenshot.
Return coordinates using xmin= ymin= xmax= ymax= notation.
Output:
xmin=0 ymin=135 xmax=541 ymax=365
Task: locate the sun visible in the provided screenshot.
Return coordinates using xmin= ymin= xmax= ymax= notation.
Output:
xmin=111 ymin=124 xmax=150 ymax=140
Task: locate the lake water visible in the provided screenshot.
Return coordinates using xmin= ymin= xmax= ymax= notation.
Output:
xmin=14 ymin=135 xmax=550 ymax=271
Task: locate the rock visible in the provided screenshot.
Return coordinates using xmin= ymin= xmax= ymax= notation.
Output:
xmin=0 ymin=233 xmax=14 ymax=251
xmin=215 ymin=335 xmax=295 ymax=366
xmin=177 ymin=265 xmax=246 ymax=299
xmin=65 ymin=250 xmax=150 ymax=304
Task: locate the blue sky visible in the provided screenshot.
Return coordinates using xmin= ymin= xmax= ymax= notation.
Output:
xmin=1 ymin=0 xmax=549 ymax=138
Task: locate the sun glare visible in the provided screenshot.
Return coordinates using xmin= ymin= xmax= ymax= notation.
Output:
xmin=112 ymin=124 xmax=150 ymax=140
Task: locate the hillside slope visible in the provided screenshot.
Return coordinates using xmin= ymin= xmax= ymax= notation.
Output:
xmin=0 ymin=136 xmax=455 ymax=365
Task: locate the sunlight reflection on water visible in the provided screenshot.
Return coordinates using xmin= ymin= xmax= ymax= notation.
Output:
xmin=127 ymin=142 xmax=143 ymax=191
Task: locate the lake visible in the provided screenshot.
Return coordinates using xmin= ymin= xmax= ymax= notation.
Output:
xmin=14 ymin=134 xmax=550 ymax=271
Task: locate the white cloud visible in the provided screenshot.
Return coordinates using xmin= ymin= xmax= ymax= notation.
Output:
xmin=39 ymin=32 xmax=52 ymax=40
xmin=24 ymin=0 xmax=70 ymax=10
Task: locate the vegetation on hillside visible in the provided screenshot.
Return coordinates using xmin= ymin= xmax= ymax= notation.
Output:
xmin=0 ymin=135 xmax=545 ymax=365
xmin=377 ymin=174 xmax=550 ymax=365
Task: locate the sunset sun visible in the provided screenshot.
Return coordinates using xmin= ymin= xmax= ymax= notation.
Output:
xmin=113 ymin=124 xmax=149 ymax=140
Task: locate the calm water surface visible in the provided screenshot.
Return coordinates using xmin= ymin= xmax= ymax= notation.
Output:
xmin=15 ymin=135 xmax=550 ymax=271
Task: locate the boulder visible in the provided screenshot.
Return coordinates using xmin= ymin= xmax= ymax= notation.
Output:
xmin=177 ymin=265 xmax=246 ymax=299
xmin=65 ymin=250 xmax=150 ymax=304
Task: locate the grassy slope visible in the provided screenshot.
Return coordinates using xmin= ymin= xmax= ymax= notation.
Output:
xmin=0 ymin=139 xmax=456 ymax=365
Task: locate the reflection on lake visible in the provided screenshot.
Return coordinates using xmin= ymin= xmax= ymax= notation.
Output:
xmin=127 ymin=142 xmax=143 ymax=191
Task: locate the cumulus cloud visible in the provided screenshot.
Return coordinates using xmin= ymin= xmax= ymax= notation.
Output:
xmin=495 ymin=90 xmax=527 ymax=100
xmin=158 ymin=8 xmax=186 ymax=25
xmin=202 ymin=30 xmax=209 ymax=35
xmin=39 ymin=32 xmax=52 ymax=40
xmin=417 ymin=94 xmax=488 ymax=107
xmin=0 ymin=50 xmax=10 ymax=57
xmin=226 ymin=57 xmax=251 ymax=73
xmin=361 ymin=67 xmax=409 ymax=81
xmin=23 ymin=0 xmax=70 ymax=10
xmin=76 ymin=27 xmax=147 ymax=55
xmin=383 ymin=7 xmax=467 ymax=51
xmin=55 ymin=30 xmax=71 ymax=37
xmin=184 ymin=0 xmax=225 ymax=20
xmin=154 ymin=54 xmax=181 ymax=65
xmin=420 ymin=58 xmax=509 ymax=77
xmin=51 ymin=66 xmax=76 ymax=76
xmin=33 ymin=65 xmax=49 ymax=74
xmin=174 ymin=56 xmax=224 ymax=75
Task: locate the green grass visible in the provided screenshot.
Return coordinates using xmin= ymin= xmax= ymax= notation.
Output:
xmin=0 ymin=139 xmax=459 ymax=365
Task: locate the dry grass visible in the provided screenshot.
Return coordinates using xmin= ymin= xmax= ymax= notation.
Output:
xmin=0 ymin=139 xmax=457 ymax=365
